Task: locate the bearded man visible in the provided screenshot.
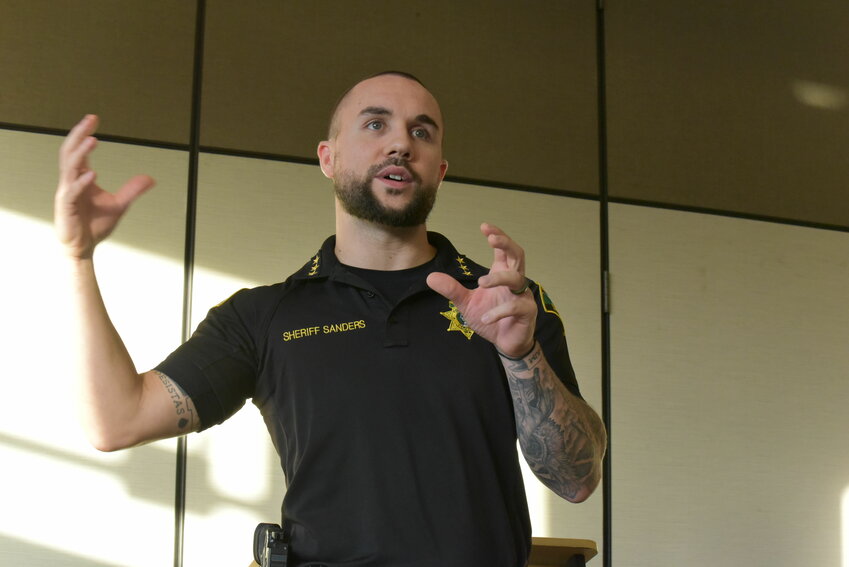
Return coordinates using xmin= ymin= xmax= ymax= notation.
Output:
xmin=55 ymin=71 xmax=606 ymax=566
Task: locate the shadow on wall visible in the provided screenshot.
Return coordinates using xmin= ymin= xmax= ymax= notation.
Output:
xmin=0 ymin=430 xmax=282 ymax=518
xmin=0 ymin=533 xmax=117 ymax=567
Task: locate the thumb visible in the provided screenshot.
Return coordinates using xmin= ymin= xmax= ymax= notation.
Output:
xmin=114 ymin=174 xmax=156 ymax=209
xmin=426 ymin=272 xmax=470 ymax=305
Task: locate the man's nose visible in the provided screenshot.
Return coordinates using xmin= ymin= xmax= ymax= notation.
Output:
xmin=385 ymin=133 xmax=413 ymax=160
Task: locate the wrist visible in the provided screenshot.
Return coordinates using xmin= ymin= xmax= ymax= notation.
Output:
xmin=496 ymin=340 xmax=537 ymax=361
xmin=63 ymin=253 xmax=94 ymax=271
xmin=61 ymin=254 xmax=98 ymax=287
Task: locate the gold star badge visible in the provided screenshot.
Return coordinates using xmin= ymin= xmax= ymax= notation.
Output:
xmin=440 ymin=301 xmax=475 ymax=339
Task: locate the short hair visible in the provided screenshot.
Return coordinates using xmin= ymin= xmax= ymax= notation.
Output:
xmin=326 ymin=71 xmax=429 ymax=139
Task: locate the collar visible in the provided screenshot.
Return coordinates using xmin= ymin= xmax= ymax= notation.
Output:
xmin=291 ymin=232 xmax=486 ymax=282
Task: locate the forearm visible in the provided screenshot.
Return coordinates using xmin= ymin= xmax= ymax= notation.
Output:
xmin=501 ymin=342 xmax=607 ymax=502
xmin=65 ymin=257 xmax=148 ymax=450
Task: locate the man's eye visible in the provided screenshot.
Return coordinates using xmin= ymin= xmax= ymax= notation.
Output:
xmin=366 ymin=121 xmax=383 ymax=130
xmin=412 ymin=128 xmax=430 ymax=140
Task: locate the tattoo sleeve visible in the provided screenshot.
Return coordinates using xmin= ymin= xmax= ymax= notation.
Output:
xmin=155 ymin=370 xmax=200 ymax=433
xmin=502 ymin=342 xmax=607 ymax=502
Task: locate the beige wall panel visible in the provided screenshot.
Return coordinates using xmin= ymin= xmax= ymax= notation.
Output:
xmin=610 ymin=204 xmax=849 ymax=566
xmin=0 ymin=130 xmax=188 ymax=565
xmin=183 ymin=156 xmax=602 ymax=564
xmin=201 ymin=0 xmax=598 ymax=194
xmin=606 ymin=2 xmax=849 ymax=228
xmin=0 ymin=0 xmax=195 ymax=143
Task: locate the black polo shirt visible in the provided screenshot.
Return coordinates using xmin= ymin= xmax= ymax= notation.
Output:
xmin=156 ymin=232 xmax=581 ymax=566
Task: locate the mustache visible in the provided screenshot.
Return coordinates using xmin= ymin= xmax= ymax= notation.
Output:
xmin=366 ymin=158 xmax=421 ymax=184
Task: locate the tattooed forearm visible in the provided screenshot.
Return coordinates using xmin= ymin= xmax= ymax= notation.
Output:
xmin=502 ymin=342 xmax=607 ymax=502
xmin=155 ymin=371 xmax=198 ymax=432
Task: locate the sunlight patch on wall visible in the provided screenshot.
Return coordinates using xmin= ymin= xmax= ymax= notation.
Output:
xmin=189 ymin=267 xmax=260 ymax=332
xmin=0 ymin=439 xmax=175 ymax=566
xmin=843 ymin=485 xmax=849 ymax=567
xmin=520 ymin=447 xmax=552 ymax=536
xmin=198 ymin=401 xmax=274 ymax=505
xmin=0 ymin=208 xmax=182 ymax=566
xmin=792 ymin=80 xmax=848 ymax=111
xmin=0 ymin=207 xmax=184 ymax=446
xmin=182 ymin=265 xmax=286 ymax=567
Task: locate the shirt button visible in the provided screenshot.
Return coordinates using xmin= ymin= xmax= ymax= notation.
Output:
xmin=365 ymin=291 xmax=375 ymax=298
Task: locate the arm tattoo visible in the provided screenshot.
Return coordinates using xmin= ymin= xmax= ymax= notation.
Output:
xmin=503 ymin=344 xmax=606 ymax=501
xmin=155 ymin=371 xmax=198 ymax=433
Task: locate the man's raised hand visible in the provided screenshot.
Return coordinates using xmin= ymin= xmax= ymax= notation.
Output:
xmin=426 ymin=223 xmax=537 ymax=359
xmin=54 ymin=115 xmax=155 ymax=260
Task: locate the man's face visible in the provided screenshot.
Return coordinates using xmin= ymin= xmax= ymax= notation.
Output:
xmin=318 ymin=75 xmax=448 ymax=227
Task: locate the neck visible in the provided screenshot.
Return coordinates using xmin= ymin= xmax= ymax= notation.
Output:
xmin=335 ymin=204 xmax=435 ymax=270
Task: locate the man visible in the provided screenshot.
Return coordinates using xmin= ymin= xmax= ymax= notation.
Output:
xmin=55 ymin=71 xmax=606 ymax=566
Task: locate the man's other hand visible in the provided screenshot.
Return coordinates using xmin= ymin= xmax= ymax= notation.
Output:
xmin=54 ymin=115 xmax=155 ymax=260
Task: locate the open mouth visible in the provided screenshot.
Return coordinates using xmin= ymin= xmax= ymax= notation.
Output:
xmin=376 ymin=165 xmax=413 ymax=186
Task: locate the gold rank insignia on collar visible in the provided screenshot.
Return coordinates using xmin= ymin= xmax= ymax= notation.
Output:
xmin=455 ymin=256 xmax=473 ymax=277
xmin=440 ymin=301 xmax=475 ymax=339
xmin=307 ymin=253 xmax=320 ymax=276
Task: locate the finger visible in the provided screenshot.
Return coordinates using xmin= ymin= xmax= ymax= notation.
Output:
xmin=426 ymin=272 xmax=470 ymax=305
xmin=486 ymin=231 xmax=522 ymax=259
xmin=479 ymin=296 xmax=534 ymax=325
xmin=114 ymin=175 xmax=156 ymax=209
xmin=56 ymin=166 xmax=97 ymax=208
xmin=60 ymin=115 xmax=98 ymax=165
xmin=67 ymin=170 xmax=97 ymax=198
xmin=60 ymin=135 xmax=97 ymax=186
xmin=481 ymin=223 xmax=509 ymax=266
xmin=480 ymin=222 xmax=505 ymax=237
xmin=55 ymin=169 xmax=96 ymax=226
xmin=478 ymin=271 xmax=527 ymax=291
xmin=481 ymin=223 xmax=525 ymax=273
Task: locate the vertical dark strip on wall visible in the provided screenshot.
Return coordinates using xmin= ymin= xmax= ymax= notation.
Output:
xmin=175 ymin=1 xmax=207 ymax=567
xmin=595 ymin=1 xmax=613 ymax=566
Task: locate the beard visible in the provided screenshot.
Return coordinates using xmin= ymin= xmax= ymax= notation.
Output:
xmin=334 ymin=159 xmax=438 ymax=228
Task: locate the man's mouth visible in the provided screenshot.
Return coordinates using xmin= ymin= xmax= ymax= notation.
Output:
xmin=375 ymin=165 xmax=414 ymax=187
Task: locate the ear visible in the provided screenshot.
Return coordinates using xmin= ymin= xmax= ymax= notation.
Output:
xmin=317 ymin=140 xmax=334 ymax=179
xmin=438 ymin=160 xmax=448 ymax=184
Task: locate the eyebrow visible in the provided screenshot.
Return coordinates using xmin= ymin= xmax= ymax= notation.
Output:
xmin=358 ymin=106 xmax=440 ymax=130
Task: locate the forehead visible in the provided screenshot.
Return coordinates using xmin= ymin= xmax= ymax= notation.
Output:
xmin=336 ymin=75 xmax=443 ymax=130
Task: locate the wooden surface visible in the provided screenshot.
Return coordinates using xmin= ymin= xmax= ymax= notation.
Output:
xmin=248 ymin=537 xmax=598 ymax=566
xmin=529 ymin=536 xmax=598 ymax=565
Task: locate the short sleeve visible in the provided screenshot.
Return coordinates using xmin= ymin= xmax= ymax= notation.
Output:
xmin=155 ymin=289 xmax=261 ymax=430
xmin=530 ymin=280 xmax=582 ymax=399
